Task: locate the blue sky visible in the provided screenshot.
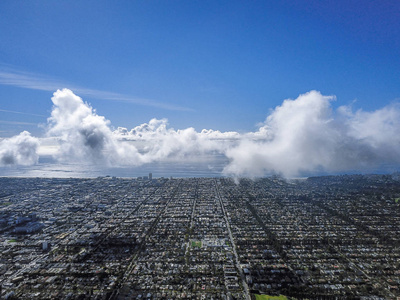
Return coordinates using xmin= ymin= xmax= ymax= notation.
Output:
xmin=0 ymin=0 xmax=399 ymax=138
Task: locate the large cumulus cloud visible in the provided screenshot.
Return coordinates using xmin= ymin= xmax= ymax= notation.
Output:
xmin=46 ymin=89 xmax=142 ymax=165
xmin=114 ymin=118 xmax=239 ymax=162
xmin=0 ymin=131 xmax=39 ymax=166
xmin=44 ymin=90 xmax=237 ymax=165
xmin=2 ymin=88 xmax=400 ymax=177
xmin=223 ymin=91 xmax=400 ymax=177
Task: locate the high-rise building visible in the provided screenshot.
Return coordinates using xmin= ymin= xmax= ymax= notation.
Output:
xmin=149 ymin=173 xmax=152 ymax=180
xmin=42 ymin=241 xmax=49 ymax=251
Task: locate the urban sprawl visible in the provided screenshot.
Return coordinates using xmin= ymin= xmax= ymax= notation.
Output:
xmin=1 ymin=174 xmax=400 ymax=299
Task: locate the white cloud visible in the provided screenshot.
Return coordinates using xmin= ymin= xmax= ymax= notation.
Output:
xmin=2 ymin=89 xmax=400 ymax=177
xmin=114 ymin=118 xmax=239 ymax=162
xmin=342 ymin=103 xmax=400 ymax=147
xmin=45 ymin=91 xmax=236 ymax=165
xmin=223 ymin=91 xmax=339 ymax=177
xmin=46 ymin=89 xmax=142 ymax=165
xmin=223 ymin=91 xmax=400 ymax=177
xmin=0 ymin=108 xmax=46 ymax=117
xmin=0 ymin=131 xmax=39 ymax=166
xmin=0 ymin=67 xmax=191 ymax=111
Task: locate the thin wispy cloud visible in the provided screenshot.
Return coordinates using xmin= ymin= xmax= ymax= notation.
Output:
xmin=0 ymin=120 xmax=39 ymax=126
xmin=0 ymin=69 xmax=61 ymax=92
xmin=0 ymin=67 xmax=193 ymax=112
xmin=0 ymin=109 xmax=46 ymax=118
